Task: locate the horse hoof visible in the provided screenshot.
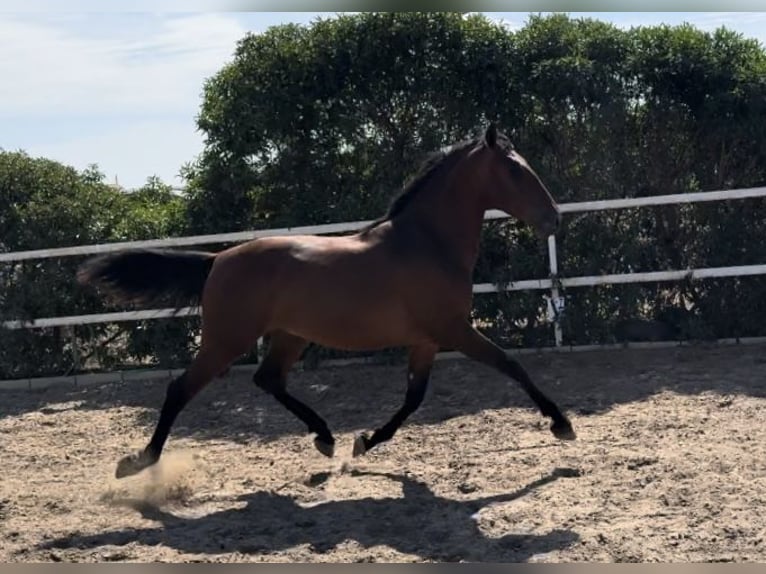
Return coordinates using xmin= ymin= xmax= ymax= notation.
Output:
xmin=115 ymin=450 xmax=156 ymax=479
xmin=551 ymin=419 xmax=577 ymax=441
xmin=352 ymin=434 xmax=370 ymax=457
xmin=313 ymin=437 xmax=335 ymax=458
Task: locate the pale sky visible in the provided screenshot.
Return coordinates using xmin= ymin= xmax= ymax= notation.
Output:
xmin=2 ymin=12 xmax=765 ymax=189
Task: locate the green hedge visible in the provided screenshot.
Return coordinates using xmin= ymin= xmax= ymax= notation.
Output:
xmin=2 ymin=13 xmax=765 ymax=378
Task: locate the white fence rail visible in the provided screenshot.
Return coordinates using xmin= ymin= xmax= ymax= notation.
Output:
xmin=3 ymin=186 xmax=766 ymax=264
xmin=2 ymin=186 xmax=766 ymax=350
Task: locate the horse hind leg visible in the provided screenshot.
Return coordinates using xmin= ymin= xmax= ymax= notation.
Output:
xmin=253 ymin=330 xmax=336 ymax=457
xmin=115 ymin=341 xmax=245 ymax=479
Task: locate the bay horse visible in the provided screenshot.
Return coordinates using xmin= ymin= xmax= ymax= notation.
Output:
xmin=77 ymin=124 xmax=576 ymax=479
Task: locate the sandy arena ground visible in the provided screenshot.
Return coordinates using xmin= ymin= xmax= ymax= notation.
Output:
xmin=1 ymin=343 xmax=766 ymax=562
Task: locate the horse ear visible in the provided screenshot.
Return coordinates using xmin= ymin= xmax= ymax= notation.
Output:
xmin=484 ymin=123 xmax=498 ymax=148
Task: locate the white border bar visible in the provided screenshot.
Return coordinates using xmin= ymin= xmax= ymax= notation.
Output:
xmin=2 ymin=186 xmax=764 ymax=263
xmin=5 ymin=263 xmax=766 ymax=330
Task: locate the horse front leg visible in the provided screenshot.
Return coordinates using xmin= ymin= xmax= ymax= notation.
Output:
xmin=353 ymin=343 xmax=438 ymax=457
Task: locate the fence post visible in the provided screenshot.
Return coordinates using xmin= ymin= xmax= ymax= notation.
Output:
xmin=547 ymin=235 xmax=564 ymax=347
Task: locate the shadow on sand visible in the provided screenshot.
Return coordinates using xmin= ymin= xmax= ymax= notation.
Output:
xmin=36 ymin=468 xmax=581 ymax=562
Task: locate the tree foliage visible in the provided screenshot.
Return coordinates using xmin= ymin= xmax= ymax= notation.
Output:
xmin=2 ymin=13 xmax=765 ymax=378
xmin=0 ymin=154 xmax=191 ymax=378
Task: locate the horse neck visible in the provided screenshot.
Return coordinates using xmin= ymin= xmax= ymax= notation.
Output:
xmin=396 ymin=163 xmax=488 ymax=274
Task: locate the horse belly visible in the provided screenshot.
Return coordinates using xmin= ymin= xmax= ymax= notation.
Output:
xmin=273 ymin=276 xmax=423 ymax=350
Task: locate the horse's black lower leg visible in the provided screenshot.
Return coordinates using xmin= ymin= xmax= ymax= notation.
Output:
xmin=353 ymin=344 xmax=437 ymax=457
xmin=115 ymin=346 xmax=227 ymax=478
xmin=256 ymin=367 xmax=336 ymax=456
xmin=441 ymin=321 xmax=575 ymax=440
xmin=254 ymin=331 xmax=335 ymax=456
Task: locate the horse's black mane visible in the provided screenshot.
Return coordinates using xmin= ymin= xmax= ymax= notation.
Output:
xmin=361 ymin=131 xmax=513 ymax=233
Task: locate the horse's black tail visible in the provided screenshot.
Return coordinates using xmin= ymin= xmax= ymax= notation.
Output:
xmin=77 ymin=248 xmax=216 ymax=310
